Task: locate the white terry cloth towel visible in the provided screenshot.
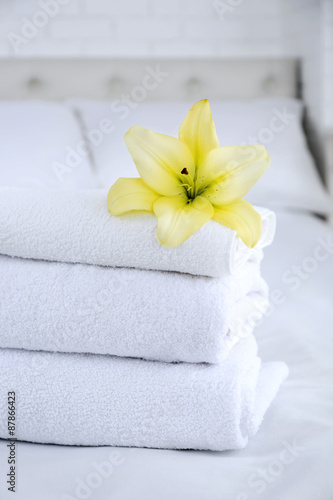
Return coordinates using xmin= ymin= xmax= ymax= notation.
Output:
xmin=0 ymin=187 xmax=275 ymax=278
xmin=0 ymin=337 xmax=288 ymax=451
xmin=0 ymin=255 xmax=268 ymax=364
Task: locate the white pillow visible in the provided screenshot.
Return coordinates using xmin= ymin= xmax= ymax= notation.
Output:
xmin=0 ymin=101 xmax=97 ymax=189
xmin=69 ymin=98 xmax=333 ymax=214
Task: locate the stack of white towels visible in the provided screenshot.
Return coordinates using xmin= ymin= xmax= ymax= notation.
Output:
xmin=0 ymin=187 xmax=288 ymax=451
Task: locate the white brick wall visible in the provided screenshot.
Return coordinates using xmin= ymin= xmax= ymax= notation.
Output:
xmin=0 ymin=0 xmax=284 ymax=58
xmin=51 ymin=19 xmax=112 ymax=39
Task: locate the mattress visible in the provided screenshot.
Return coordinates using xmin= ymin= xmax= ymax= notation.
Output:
xmin=0 ymin=209 xmax=332 ymax=500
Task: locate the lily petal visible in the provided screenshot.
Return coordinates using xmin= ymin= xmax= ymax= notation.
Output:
xmin=153 ymin=193 xmax=214 ymax=247
xmin=200 ymin=144 xmax=270 ymax=205
xmin=125 ymin=126 xmax=195 ymax=196
xmin=107 ymin=177 xmax=160 ymax=215
xmin=213 ymin=199 xmax=262 ymax=248
xmin=179 ymin=99 xmax=219 ymax=166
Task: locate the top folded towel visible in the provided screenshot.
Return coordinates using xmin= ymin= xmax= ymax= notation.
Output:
xmin=0 ymin=187 xmax=275 ymax=277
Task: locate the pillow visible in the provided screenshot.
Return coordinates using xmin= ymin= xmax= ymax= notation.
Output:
xmin=68 ymin=98 xmax=333 ymax=214
xmin=0 ymin=101 xmax=97 ymax=189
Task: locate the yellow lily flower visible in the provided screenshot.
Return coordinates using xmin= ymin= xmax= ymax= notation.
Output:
xmin=107 ymin=100 xmax=270 ymax=248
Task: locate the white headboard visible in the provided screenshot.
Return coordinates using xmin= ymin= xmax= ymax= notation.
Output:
xmin=0 ymin=58 xmax=298 ymax=101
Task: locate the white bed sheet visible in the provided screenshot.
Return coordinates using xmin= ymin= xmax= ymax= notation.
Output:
xmin=0 ymin=210 xmax=333 ymax=500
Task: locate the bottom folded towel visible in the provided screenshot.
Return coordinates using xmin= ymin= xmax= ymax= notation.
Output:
xmin=0 ymin=337 xmax=288 ymax=451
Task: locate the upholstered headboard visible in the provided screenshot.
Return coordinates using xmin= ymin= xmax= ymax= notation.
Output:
xmin=0 ymin=58 xmax=298 ymax=100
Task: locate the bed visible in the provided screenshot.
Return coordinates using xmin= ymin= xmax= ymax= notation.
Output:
xmin=0 ymin=59 xmax=332 ymax=500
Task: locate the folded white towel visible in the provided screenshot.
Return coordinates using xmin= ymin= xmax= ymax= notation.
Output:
xmin=0 ymin=187 xmax=275 ymax=278
xmin=0 ymin=336 xmax=288 ymax=451
xmin=0 ymin=255 xmax=268 ymax=363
